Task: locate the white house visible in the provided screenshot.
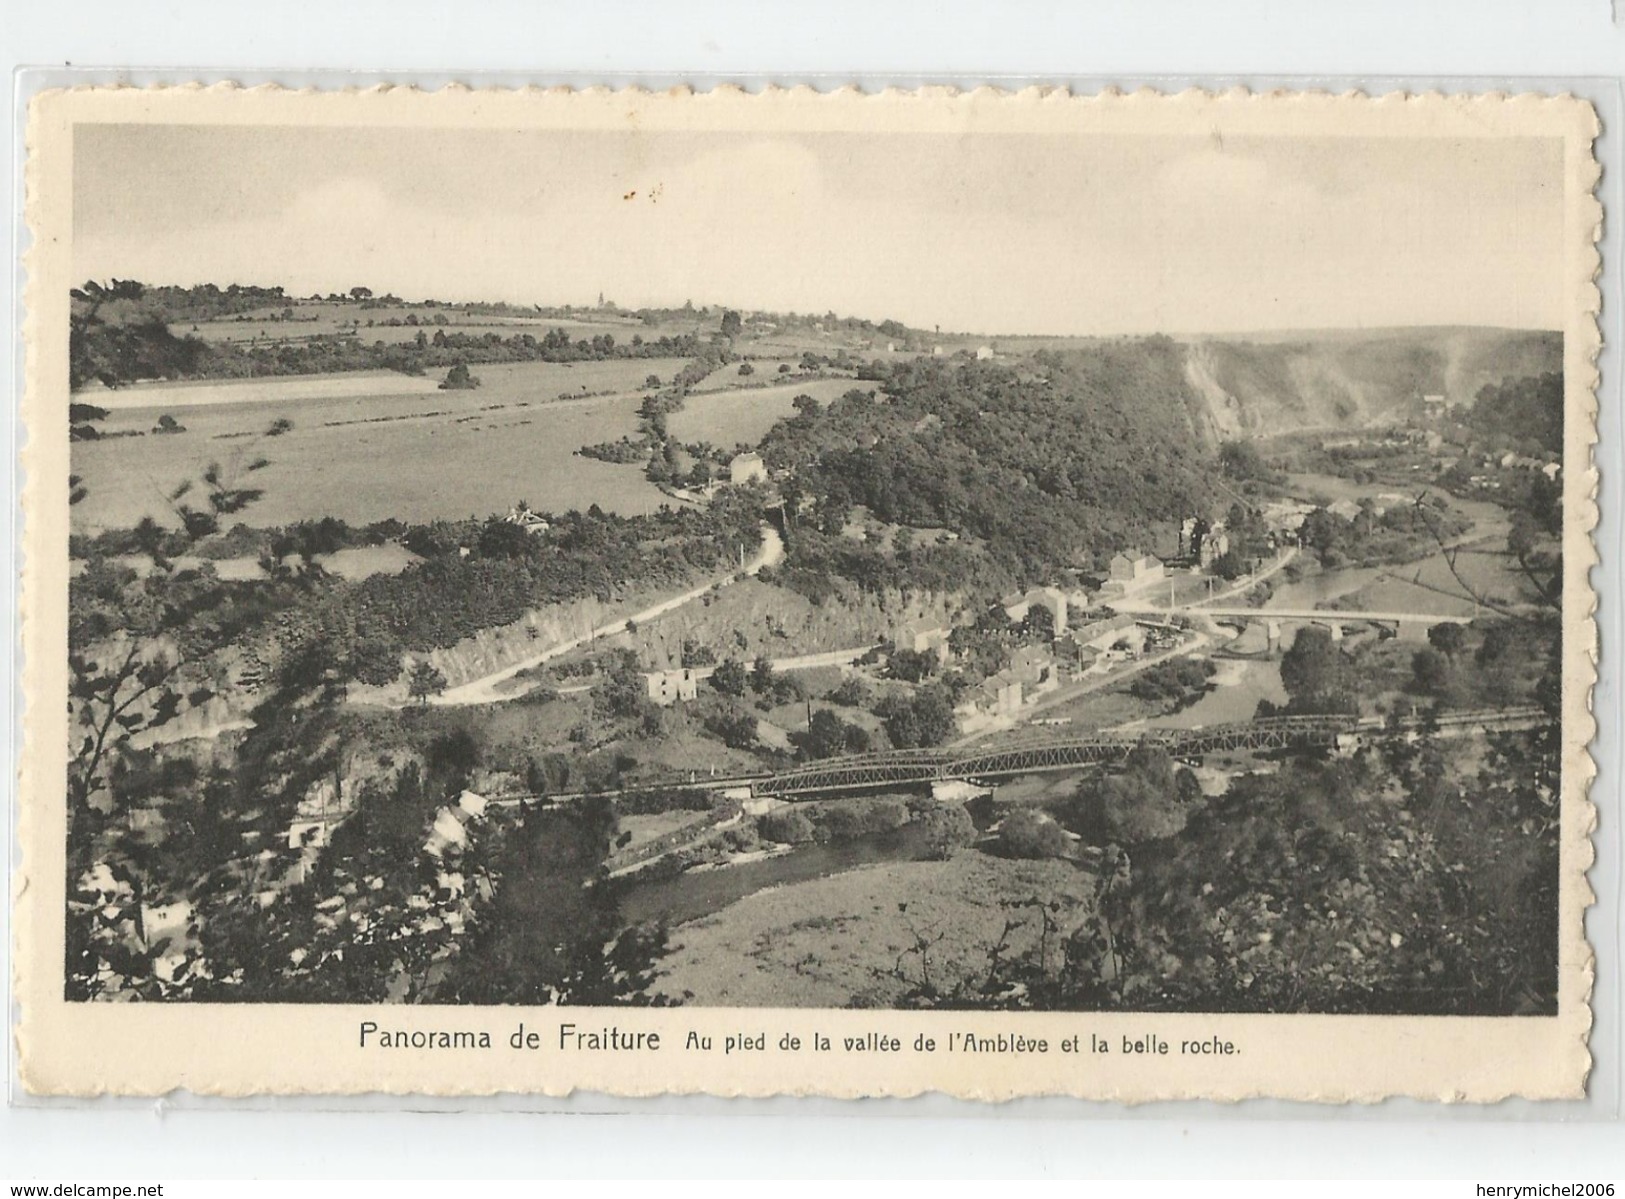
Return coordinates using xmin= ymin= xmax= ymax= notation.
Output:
xmin=646 ymin=668 xmax=699 ymax=706
xmin=729 ymin=452 xmax=768 ymax=485
xmin=505 ymin=502 xmax=550 ymax=534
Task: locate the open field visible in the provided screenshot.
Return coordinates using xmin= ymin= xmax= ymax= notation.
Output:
xmin=182 ymin=301 xmax=654 ymax=346
xmin=655 ymin=851 xmax=1094 ymax=1007
xmin=71 ymin=358 xmax=693 ymax=530
xmin=86 ymin=370 xmax=445 ymax=412
xmin=666 ymin=378 xmax=865 ymax=447
xmin=75 ymin=364 xmax=880 ymax=532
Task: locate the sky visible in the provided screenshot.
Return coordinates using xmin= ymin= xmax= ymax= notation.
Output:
xmin=72 ymin=124 xmax=1566 ymax=336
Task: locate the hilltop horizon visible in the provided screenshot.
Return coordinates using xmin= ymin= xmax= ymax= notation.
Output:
xmin=76 ymin=276 xmax=1565 ymax=344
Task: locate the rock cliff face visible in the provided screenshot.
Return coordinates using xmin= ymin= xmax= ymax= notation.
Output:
xmin=1178 ymin=328 xmax=1561 ymax=440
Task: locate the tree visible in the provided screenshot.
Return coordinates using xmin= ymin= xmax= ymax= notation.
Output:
xmin=349 ymin=286 xmax=373 ymax=302
xmin=1427 ymin=622 xmax=1467 ymax=659
xmin=998 ymin=809 xmax=1071 ymax=859
xmin=751 ymin=654 xmax=777 ymax=694
xmin=711 ymin=658 xmax=748 ymax=697
xmin=440 ymin=363 xmax=481 ymax=390
xmin=720 ymin=310 xmax=743 ymax=339
xmin=888 ymin=646 xmax=938 ymax=683
xmin=1211 ymin=549 xmax=1246 ymax=581
xmin=408 ymin=661 xmax=448 ymax=706
xmin=828 ymin=675 xmax=871 ymax=708
xmin=914 ymin=804 xmax=976 ymax=860
xmin=1278 ymin=626 xmax=1355 ymax=715
xmin=1218 ymin=439 xmax=1268 ymax=481
xmin=1087 ymin=745 xmax=1200 ymax=843
xmin=794 ymin=708 xmax=871 ymax=760
xmin=737 ymin=363 xmax=755 ymax=377
xmin=1410 ymin=647 xmax=1451 ymax=697
xmin=645 ymin=374 xmax=662 ymax=388
xmin=680 ymin=639 xmax=717 ymax=669
xmin=759 ymin=807 xmax=816 ymax=844
xmin=706 ymin=707 xmax=759 ymax=750
xmin=875 ymin=684 xmax=957 ymax=749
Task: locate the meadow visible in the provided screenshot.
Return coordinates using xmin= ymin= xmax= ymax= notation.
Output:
xmin=72 ymin=358 xmax=692 ymax=531
xmin=180 ymin=301 xmax=659 ymax=346
xmin=664 ymin=378 xmax=860 ymax=447
xmin=654 ymin=852 xmax=1093 ymax=1007
xmin=72 ymin=359 xmax=871 ymax=532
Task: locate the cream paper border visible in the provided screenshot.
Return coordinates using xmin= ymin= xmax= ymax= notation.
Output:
xmin=15 ymin=84 xmax=1602 ymax=1101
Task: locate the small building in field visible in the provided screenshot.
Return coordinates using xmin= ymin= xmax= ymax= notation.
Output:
xmin=728 ymin=452 xmax=768 ymax=485
xmin=645 ymin=668 xmax=700 ymax=706
xmin=975 ymin=345 xmax=996 ymax=361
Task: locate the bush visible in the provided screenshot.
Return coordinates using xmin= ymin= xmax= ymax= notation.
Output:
xmin=759 ymin=807 xmax=816 ymax=844
xmin=827 ymin=675 xmax=872 ymax=708
xmin=440 ymin=363 xmax=481 ymax=390
xmin=711 ymin=658 xmax=748 ymax=696
xmin=912 ymin=804 xmax=976 ymax=859
xmin=997 ymin=809 xmax=1071 ymax=859
xmin=1128 ymin=658 xmax=1215 ymax=705
xmin=813 ymin=797 xmax=909 ymax=841
xmin=705 ymin=708 xmax=759 ymax=750
xmin=888 ymin=647 xmax=938 ymax=683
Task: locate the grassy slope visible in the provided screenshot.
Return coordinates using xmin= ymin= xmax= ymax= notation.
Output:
xmin=656 ymin=851 xmax=1093 ymax=1007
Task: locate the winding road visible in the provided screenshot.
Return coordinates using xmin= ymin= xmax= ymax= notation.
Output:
xmin=427 ymin=525 xmax=785 ymax=707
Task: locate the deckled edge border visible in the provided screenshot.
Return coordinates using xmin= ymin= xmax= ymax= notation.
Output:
xmin=12 ymin=82 xmax=1606 ymax=1104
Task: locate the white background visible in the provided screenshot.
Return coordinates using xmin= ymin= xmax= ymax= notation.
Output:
xmin=5 ymin=0 xmax=1624 ymax=1179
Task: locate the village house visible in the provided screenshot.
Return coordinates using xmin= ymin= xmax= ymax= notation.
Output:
xmin=728 ymin=452 xmax=768 ymax=485
xmin=504 ymin=502 xmax=550 ymax=535
xmin=1110 ymin=552 xmax=1163 ymax=585
xmin=975 ymin=345 xmax=996 ymax=360
xmin=1262 ymin=499 xmax=1316 ymax=534
xmin=999 ymin=585 xmax=1069 ymax=636
xmin=901 ymin=620 xmax=952 ymax=662
xmin=645 ymin=668 xmax=700 ymax=706
xmin=1097 ymin=552 xmax=1164 ymax=600
xmin=423 ymin=790 xmax=489 ymax=860
xmin=1328 ymin=498 xmax=1363 ymax=522
xmin=964 ymin=669 xmax=1024 ymax=719
xmin=1199 ymin=525 xmax=1231 ymax=568
xmin=1056 ymin=613 xmax=1144 ymax=668
xmin=1010 ymin=644 xmax=1060 ymax=692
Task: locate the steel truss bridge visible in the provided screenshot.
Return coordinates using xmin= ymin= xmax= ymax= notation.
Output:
xmin=749 ymin=706 xmax=1546 ymax=797
xmin=492 ymin=706 xmax=1547 ymax=808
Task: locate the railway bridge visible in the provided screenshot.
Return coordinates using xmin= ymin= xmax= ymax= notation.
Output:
xmin=491 ymin=706 xmax=1546 ymax=808
xmin=749 ymin=706 xmax=1545 ymax=797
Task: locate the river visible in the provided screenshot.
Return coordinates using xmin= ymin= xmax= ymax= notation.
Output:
xmin=1150 ymin=474 xmax=1523 ymax=730
xmin=617 ymin=819 xmax=939 ymax=929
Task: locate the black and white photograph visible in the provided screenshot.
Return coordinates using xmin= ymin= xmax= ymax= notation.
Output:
xmin=17 ymin=85 xmax=1598 ymax=1103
